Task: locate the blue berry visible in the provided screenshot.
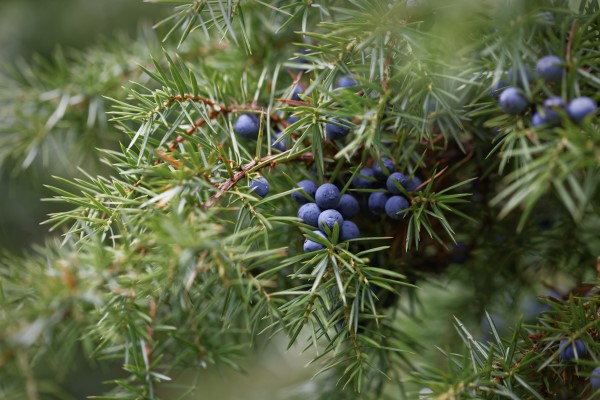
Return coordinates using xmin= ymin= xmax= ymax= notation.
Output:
xmin=368 ymin=191 xmax=389 ymax=215
xmin=292 ymin=179 xmax=318 ymax=204
xmin=490 ymin=80 xmax=509 ymax=99
xmin=315 ymin=183 xmax=341 ymax=209
xmin=507 ymin=67 xmax=533 ymax=88
xmin=451 ymin=242 xmax=470 ymax=264
xmin=336 ymin=194 xmax=360 ymax=219
xmin=352 ymin=168 xmax=376 ymax=189
xmin=297 ymin=203 xmax=321 ymax=227
xmin=535 ymin=55 xmax=564 ymax=83
xmin=386 ymin=172 xmax=407 ymax=194
xmin=373 ymin=157 xmax=395 ymax=180
xmin=531 ymin=112 xmax=546 ymax=127
xmin=537 ymin=96 xmax=565 ymax=127
xmin=295 ymin=48 xmax=311 ymax=63
xmin=271 ymin=132 xmax=286 ymax=152
xmin=304 ymin=230 xmax=327 ymax=252
xmin=499 ymin=87 xmax=529 ymax=115
xmin=406 ymin=176 xmax=422 ymax=192
xmin=340 ymin=220 xmax=360 ymax=242
xmin=249 ymin=177 xmax=269 ymax=197
xmin=544 ymin=96 xmax=565 ymax=109
xmin=385 ymin=195 xmax=409 ymax=220
xmin=234 ymin=114 xmax=261 ymax=139
xmin=336 ymin=75 xmax=357 ymax=89
xmin=318 ymin=209 xmax=344 ymax=233
xmin=426 ymin=98 xmax=437 ymax=113
xmin=325 ymin=118 xmax=351 ymax=140
xmin=591 ymin=366 xmax=600 ymax=391
xmin=566 ymin=97 xmax=597 ymax=124
xmin=291 ymin=85 xmax=303 ymax=101
xmin=559 ymin=338 xmax=586 ymax=361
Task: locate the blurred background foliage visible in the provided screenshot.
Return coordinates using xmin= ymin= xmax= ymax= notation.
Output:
xmin=1 ymin=0 xmax=598 ymax=398
xmin=0 ymin=0 xmax=162 ymax=254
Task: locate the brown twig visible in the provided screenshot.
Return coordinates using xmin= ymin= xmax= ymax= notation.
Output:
xmin=201 ymin=150 xmax=315 ymax=209
xmin=165 ymin=99 xmax=285 ymax=151
xmin=566 ymin=20 xmax=577 ymax=66
xmin=382 ymin=38 xmax=396 ymax=93
xmin=144 ymin=299 xmax=156 ymax=362
xmin=414 ymin=165 xmax=448 ymax=191
xmin=202 ymin=155 xmax=276 ymax=209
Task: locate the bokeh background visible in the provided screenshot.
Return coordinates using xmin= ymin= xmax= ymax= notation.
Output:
xmin=0 ymin=0 xmax=162 ymax=254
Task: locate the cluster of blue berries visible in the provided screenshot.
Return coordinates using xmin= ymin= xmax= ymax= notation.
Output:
xmin=492 ymin=54 xmax=598 ymax=126
xmin=294 ymin=181 xmax=361 ymax=252
xmin=355 ymin=157 xmax=421 ymax=220
xmin=557 ymin=337 xmax=600 ymax=391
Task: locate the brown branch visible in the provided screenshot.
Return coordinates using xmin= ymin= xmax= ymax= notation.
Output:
xmin=382 ymin=38 xmax=396 ymax=93
xmin=201 ymin=154 xmax=278 ymax=209
xmin=414 ymin=165 xmax=448 ymax=191
xmin=144 ymin=298 xmax=156 ymax=363
xmin=201 ymin=151 xmax=315 ymax=209
xmin=166 ymin=101 xmax=285 ymax=151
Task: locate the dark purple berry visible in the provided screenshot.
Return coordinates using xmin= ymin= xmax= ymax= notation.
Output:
xmin=559 ymin=338 xmax=586 ymax=361
xmin=336 ymin=75 xmax=358 ymax=89
xmin=373 ymin=157 xmax=395 ymax=180
xmin=336 ymin=194 xmax=360 ymax=219
xmin=544 ymin=96 xmax=565 ymax=109
xmin=292 ymin=179 xmax=318 ymax=204
xmin=531 ymin=112 xmax=546 ymax=127
xmin=385 ymin=195 xmax=409 ymax=220
xmin=535 ymin=55 xmax=564 ymax=83
xmin=368 ymin=191 xmax=389 ymax=215
xmin=297 ymin=203 xmax=321 ymax=227
xmin=499 ymin=87 xmax=528 ymax=115
xmin=340 ymin=220 xmax=360 ymax=242
xmin=325 ymin=118 xmax=351 ymax=140
xmin=271 ymin=132 xmax=286 ymax=152
xmin=406 ymin=176 xmax=422 ymax=192
xmin=426 ymin=98 xmax=437 ymax=113
xmin=536 ymin=96 xmax=565 ymax=127
xmin=304 ymin=230 xmax=327 ymax=252
xmin=291 ymin=85 xmax=303 ymax=101
xmin=591 ymin=366 xmax=600 ymax=391
xmin=315 ymin=183 xmax=341 ymax=209
xmin=249 ymin=177 xmax=269 ymax=197
xmin=318 ymin=209 xmax=344 ymax=233
xmin=234 ymin=114 xmax=261 ymax=139
xmin=451 ymin=242 xmax=470 ymax=264
xmin=352 ymin=168 xmax=376 ymax=189
xmin=566 ymin=97 xmax=597 ymax=124
xmin=386 ymin=172 xmax=407 ymax=194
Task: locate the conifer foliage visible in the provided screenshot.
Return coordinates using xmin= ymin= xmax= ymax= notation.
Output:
xmin=1 ymin=0 xmax=600 ymax=399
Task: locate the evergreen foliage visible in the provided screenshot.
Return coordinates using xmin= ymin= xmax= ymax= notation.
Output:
xmin=1 ymin=0 xmax=600 ymax=398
